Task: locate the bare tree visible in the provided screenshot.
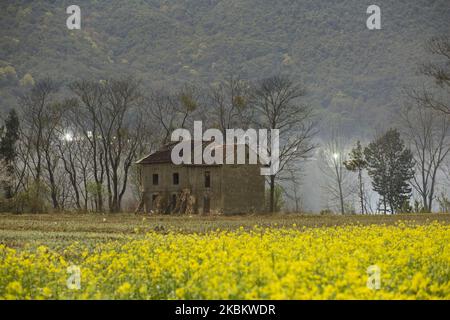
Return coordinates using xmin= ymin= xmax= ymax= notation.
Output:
xmin=251 ymin=75 xmax=317 ymax=212
xmin=99 ymin=76 xmax=145 ymax=212
xmin=18 ymin=78 xmax=63 ymax=211
xmin=55 ymin=106 xmax=91 ymax=211
xmin=399 ymin=104 xmax=450 ymax=212
xmin=412 ymin=37 xmax=450 ymax=114
xmin=281 ymin=168 xmax=303 ymax=212
xmin=11 ymin=76 xmax=158 ymax=213
xmin=69 ymin=80 xmax=106 ymax=212
xmin=146 ymin=84 xmax=203 ymax=145
xmin=318 ymin=134 xmax=353 ymax=214
xmin=69 ymin=77 xmax=149 ymax=213
xmin=13 ymin=134 xmax=32 ymax=197
xmin=18 ymin=79 xmax=58 ymax=184
xmin=208 ymin=75 xmax=253 ymax=133
xmin=41 ymin=101 xmax=64 ymax=210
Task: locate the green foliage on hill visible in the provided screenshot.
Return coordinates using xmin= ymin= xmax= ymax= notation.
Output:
xmin=1 ymin=0 xmax=449 ymax=136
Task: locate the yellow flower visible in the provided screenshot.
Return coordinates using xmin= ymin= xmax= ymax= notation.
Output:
xmin=116 ymin=282 xmax=132 ymax=295
xmin=6 ymin=281 xmax=23 ymax=295
xmin=42 ymin=287 xmax=52 ymax=297
xmin=1 ymin=221 xmax=449 ymax=299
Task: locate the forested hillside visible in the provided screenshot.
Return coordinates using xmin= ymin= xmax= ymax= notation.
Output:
xmin=1 ymin=0 xmax=449 ymax=136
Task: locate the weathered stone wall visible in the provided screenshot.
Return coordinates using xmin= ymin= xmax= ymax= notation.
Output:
xmin=139 ymin=164 xmax=223 ymax=214
xmin=138 ymin=162 xmax=265 ymax=214
xmin=221 ymin=165 xmax=265 ymax=214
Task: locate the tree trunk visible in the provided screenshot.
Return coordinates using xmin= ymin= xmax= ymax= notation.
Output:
xmin=358 ymin=169 xmax=364 ymax=214
xmin=269 ymin=175 xmax=275 ymax=213
xmin=334 ymin=163 xmax=345 ymax=215
xmin=338 ymin=180 xmax=345 ymax=215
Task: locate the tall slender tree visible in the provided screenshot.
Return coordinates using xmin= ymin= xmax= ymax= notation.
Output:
xmin=18 ymin=78 xmax=62 ymax=212
xmin=344 ymin=141 xmax=368 ymax=214
xmin=399 ymin=105 xmax=450 ymax=212
xmin=319 ymin=134 xmax=351 ymax=215
xmin=251 ymin=75 xmax=317 ymax=212
xmin=101 ymin=77 xmax=145 ymax=212
xmin=69 ymin=80 xmax=106 ymax=212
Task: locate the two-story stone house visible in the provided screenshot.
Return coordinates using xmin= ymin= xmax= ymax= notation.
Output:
xmin=135 ymin=142 xmax=265 ymax=214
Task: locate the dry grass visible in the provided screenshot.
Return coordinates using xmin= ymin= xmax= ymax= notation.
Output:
xmin=1 ymin=212 xmax=449 ymax=250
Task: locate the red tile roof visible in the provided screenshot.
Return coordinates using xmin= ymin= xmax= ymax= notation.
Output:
xmin=136 ymin=142 xmax=177 ymax=164
xmin=136 ymin=140 xmax=260 ymax=165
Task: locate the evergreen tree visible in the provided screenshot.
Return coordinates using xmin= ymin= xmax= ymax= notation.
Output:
xmin=0 ymin=109 xmax=20 ymax=199
xmin=364 ymin=129 xmax=415 ymax=214
xmin=344 ymin=141 xmax=367 ymax=214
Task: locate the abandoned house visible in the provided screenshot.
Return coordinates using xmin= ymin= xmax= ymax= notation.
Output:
xmin=135 ymin=141 xmax=265 ymax=215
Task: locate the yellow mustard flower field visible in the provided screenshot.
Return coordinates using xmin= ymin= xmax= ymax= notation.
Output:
xmin=1 ymin=219 xmax=450 ymax=300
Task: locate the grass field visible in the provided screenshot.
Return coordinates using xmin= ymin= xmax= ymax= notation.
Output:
xmin=1 ymin=213 xmax=450 ymax=299
xmin=1 ymin=212 xmax=450 ymax=249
